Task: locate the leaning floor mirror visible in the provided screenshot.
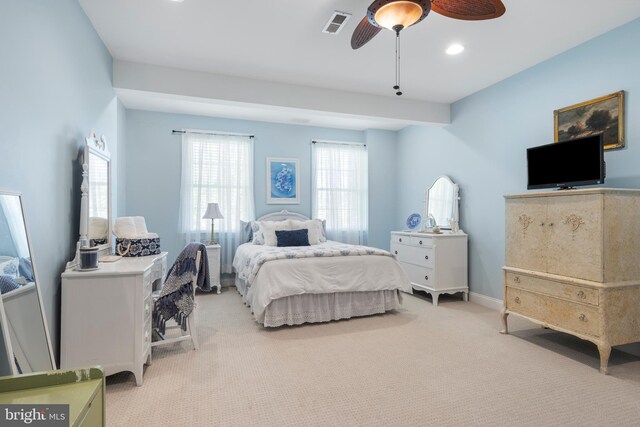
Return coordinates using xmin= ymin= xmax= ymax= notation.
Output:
xmin=0 ymin=191 xmax=56 ymax=376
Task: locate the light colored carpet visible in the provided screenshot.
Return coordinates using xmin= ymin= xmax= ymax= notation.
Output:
xmin=106 ymin=290 xmax=640 ymax=426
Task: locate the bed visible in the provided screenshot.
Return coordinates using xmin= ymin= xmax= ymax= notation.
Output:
xmin=232 ymin=210 xmax=412 ymax=327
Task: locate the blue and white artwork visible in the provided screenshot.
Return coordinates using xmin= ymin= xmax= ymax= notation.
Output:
xmin=267 ymin=157 xmax=300 ymax=204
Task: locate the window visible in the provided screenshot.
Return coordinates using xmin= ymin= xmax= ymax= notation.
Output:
xmin=312 ymin=141 xmax=368 ymax=245
xmin=179 ymin=131 xmax=254 ymax=272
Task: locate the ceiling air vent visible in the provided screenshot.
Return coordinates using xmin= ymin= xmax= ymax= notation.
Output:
xmin=322 ymin=11 xmax=351 ymax=35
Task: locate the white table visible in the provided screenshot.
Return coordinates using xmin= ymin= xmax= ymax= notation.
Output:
xmin=60 ymin=252 xmax=167 ymax=386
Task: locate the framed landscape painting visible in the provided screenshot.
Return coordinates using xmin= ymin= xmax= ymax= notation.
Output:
xmin=554 ymin=91 xmax=625 ymax=150
xmin=267 ymin=157 xmax=300 ymax=204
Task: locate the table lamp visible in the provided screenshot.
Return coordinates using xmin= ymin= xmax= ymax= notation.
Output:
xmin=202 ymin=203 xmax=224 ymax=245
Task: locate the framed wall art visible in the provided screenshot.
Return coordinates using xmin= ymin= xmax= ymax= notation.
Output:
xmin=554 ymin=90 xmax=625 ymax=150
xmin=267 ymin=157 xmax=300 ymax=204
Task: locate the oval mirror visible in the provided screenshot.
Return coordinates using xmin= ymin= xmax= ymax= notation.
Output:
xmin=425 ymin=175 xmax=459 ymax=230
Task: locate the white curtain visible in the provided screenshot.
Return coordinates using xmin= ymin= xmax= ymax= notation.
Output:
xmin=179 ymin=132 xmax=254 ymax=273
xmin=312 ymin=141 xmax=368 ymax=245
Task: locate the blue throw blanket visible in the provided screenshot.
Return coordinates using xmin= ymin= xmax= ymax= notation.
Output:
xmin=153 ymin=243 xmax=211 ymax=334
xmin=0 ymin=275 xmax=20 ymax=295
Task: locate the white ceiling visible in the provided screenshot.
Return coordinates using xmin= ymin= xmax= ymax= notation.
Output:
xmin=80 ymin=0 xmax=640 ymax=129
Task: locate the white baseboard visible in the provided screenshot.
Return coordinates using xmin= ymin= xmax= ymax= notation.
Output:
xmin=469 ymin=292 xmax=503 ymax=311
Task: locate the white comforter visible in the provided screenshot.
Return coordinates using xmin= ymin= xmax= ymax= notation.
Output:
xmin=233 ymin=241 xmax=412 ymax=320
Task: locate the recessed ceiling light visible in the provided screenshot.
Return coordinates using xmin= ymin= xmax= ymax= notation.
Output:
xmin=446 ymin=44 xmax=465 ymax=55
xmin=169 ymin=0 xmax=184 ymax=3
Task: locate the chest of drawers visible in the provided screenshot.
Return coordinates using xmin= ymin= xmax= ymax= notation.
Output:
xmin=61 ymin=252 xmax=167 ymax=386
xmin=391 ymin=231 xmax=468 ymax=305
xmin=501 ymin=189 xmax=640 ymax=374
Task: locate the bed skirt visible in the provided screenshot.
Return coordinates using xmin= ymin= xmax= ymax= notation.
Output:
xmin=235 ymin=276 xmax=401 ymax=327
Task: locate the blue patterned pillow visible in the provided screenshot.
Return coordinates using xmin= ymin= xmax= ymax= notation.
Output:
xmin=240 ymin=220 xmax=254 ymax=243
xmin=251 ymin=221 xmax=264 ymax=245
xmin=276 ymin=229 xmax=310 ymax=247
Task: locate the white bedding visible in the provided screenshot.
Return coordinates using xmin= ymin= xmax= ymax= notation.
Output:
xmin=232 ymin=241 xmax=412 ymax=323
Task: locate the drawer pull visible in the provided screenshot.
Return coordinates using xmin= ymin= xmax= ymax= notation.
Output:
xmin=579 ymin=314 xmax=587 ymax=322
xmin=419 ymin=240 xmax=423 ymax=245
xmin=424 ymin=255 xmax=429 ymax=260
xmin=513 ymin=276 xmax=521 ymax=284
xmin=399 ymin=238 xmax=403 ymax=242
xmin=577 ymin=290 xmax=586 ymax=299
xmin=424 ymin=275 xmax=429 ymax=281
xmin=394 ymin=250 xmax=398 ymax=255
xmin=514 ymin=296 xmax=521 ymax=304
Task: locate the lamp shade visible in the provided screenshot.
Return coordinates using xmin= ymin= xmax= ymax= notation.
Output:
xmin=202 ymin=203 xmax=224 ymax=219
xmin=368 ymin=0 xmax=431 ymax=31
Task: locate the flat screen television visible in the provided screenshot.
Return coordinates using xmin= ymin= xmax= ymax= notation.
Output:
xmin=527 ymin=134 xmax=605 ymax=190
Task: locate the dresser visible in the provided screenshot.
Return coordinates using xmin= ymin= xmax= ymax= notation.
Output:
xmin=0 ymin=367 xmax=104 ymax=426
xmin=206 ymin=244 xmax=221 ymax=294
xmin=391 ymin=231 xmax=468 ymax=305
xmin=501 ymin=189 xmax=640 ymax=374
xmin=61 ymin=253 xmax=167 ymax=386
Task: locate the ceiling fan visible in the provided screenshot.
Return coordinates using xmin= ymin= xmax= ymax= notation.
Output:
xmin=351 ymin=0 xmax=506 ymax=95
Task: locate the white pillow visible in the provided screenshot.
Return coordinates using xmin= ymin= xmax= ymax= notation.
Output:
xmin=317 ymin=219 xmax=327 ymax=242
xmin=0 ymin=257 xmax=19 ymax=277
xmin=260 ymin=220 xmax=294 ymax=246
xmin=289 ymin=219 xmax=326 ymax=245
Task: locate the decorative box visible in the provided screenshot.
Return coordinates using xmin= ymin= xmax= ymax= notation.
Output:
xmin=115 ymin=237 xmax=161 ymax=257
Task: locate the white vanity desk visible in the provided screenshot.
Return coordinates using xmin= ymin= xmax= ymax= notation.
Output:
xmin=61 ymin=252 xmax=167 ymax=386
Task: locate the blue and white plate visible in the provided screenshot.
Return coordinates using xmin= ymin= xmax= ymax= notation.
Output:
xmin=406 ymin=213 xmax=422 ymax=230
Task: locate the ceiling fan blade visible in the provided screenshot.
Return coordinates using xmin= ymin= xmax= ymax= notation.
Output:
xmin=351 ymin=16 xmax=382 ymax=49
xmin=431 ymin=0 xmax=506 ymax=20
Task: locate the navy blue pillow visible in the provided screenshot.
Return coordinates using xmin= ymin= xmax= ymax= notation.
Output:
xmin=276 ymin=229 xmax=310 ymax=247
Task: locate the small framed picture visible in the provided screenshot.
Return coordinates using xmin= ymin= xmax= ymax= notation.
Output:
xmin=267 ymin=157 xmax=300 ymax=204
xmin=554 ymin=91 xmax=625 ymax=150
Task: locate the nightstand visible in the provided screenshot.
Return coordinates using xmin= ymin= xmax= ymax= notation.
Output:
xmin=206 ymin=244 xmax=222 ymax=294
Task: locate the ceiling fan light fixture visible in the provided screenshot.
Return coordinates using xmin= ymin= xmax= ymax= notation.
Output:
xmin=368 ymin=0 xmax=431 ymax=31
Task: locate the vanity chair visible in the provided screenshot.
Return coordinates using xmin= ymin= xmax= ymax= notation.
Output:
xmin=152 ymin=249 xmax=202 ymax=351
xmin=391 ymin=175 xmax=469 ymax=305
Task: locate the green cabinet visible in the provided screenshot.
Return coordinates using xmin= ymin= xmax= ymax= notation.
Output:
xmin=0 ymin=367 xmax=104 ymax=426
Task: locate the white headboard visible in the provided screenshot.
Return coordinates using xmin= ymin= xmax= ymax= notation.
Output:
xmin=257 ymin=210 xmax=310 ymax=222
xmin=241 ymin=210 xmax=311 ymax=244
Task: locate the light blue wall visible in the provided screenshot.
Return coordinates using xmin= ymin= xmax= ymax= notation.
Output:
xmin=126 ymin=111 xmax=405 ymax=263
xmin=396 ymin=18 xmax=640 ymax=300
xmin=365 ymin=129 xmax=398 ymax=250
xmin=0 ymin=0 xmax=116 ymax=358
